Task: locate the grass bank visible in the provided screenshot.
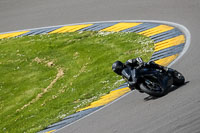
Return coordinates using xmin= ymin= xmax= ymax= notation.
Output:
xmin=0 ymin=31 xmax=154 ymax=133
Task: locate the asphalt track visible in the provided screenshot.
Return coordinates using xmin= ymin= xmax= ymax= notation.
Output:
xmin=0 ymin=0 xmax=200 ymax=133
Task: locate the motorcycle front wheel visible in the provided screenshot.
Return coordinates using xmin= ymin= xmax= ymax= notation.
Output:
xmin=139 ymin=82 xmax=167 ymax=97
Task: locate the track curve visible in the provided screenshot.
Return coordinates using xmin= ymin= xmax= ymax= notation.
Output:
xmin=1 ymin=0 xmax=200 ymax=133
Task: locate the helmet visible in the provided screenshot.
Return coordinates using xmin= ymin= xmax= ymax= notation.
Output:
xmin=112 ymin=61 xmax=124 ymax=75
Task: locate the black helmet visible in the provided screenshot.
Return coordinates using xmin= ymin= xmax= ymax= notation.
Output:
xmin=112 ymin=61 xmax=124 ymax=75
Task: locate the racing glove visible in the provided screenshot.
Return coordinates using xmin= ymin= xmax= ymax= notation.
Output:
xmin=128 ymin=78 xmax=137 ymax=90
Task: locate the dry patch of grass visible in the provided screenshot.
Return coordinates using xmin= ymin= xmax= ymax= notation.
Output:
xmin=17 ymin=57 xmax=64 ymax=112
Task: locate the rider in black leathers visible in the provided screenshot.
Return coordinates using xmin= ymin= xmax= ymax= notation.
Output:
xmin=112 ymin=57 xmax=170 ymax=91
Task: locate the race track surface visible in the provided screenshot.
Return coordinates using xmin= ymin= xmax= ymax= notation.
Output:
xmin=1 ymin=0 xmax=200 ymax=133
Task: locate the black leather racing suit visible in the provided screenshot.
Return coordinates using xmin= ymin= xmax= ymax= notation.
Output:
xmin=121 ymin=58 xmax=168 ymax=90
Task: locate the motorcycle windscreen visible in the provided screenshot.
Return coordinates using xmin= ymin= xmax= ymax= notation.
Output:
xmin=121 ymin=68 xmax=132 ymax=80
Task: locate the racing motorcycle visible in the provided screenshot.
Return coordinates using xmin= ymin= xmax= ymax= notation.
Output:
xmin=125 ymin=67 xmax=185 ymax=97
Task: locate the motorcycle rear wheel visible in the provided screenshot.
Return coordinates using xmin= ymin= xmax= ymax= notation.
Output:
xmin=172 ymin=70 xmax=185 ymax=86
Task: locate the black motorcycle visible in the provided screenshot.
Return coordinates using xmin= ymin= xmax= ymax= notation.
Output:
xmin=124 ymin=67 xmax=185 ymax=97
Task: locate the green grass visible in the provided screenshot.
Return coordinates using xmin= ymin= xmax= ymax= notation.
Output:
xmin=0 ymin=31 xmax=154 ymax=133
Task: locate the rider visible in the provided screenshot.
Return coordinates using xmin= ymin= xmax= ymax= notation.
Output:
xmin=112 ymin=57 xmax=169 ymax=90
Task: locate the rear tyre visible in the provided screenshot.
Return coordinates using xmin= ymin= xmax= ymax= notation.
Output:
xmin=172 ymin=70 xmax=185 ymax=86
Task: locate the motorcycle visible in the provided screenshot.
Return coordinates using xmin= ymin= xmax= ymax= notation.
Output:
xmin=125 ymin=67 xmax=185 ymax=97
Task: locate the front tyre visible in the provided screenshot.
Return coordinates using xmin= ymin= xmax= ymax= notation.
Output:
xmin=140 ymin=83 xmax=167 ymax=97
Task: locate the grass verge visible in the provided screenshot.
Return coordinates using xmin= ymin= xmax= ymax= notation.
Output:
xmin=0 ymin=31 xmax=154 ymax=133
